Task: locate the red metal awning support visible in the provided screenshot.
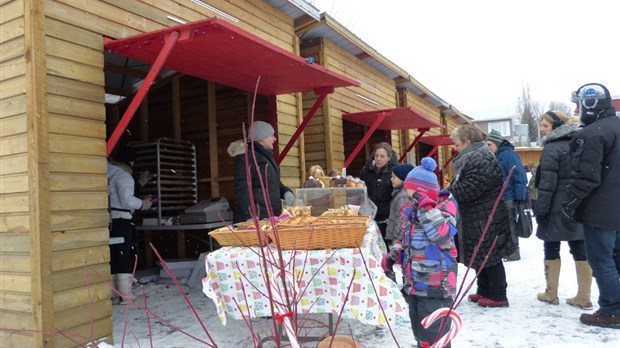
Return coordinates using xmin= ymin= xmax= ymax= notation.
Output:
xmin=398 ymin=128 xmax=429 ymax=163
xmin=344 ymin=111 xmax=389 ymax=169
xmin=427 ymin=144 xmax=441 ymax=158
xmin=277 ymin=87 xmax=334 ymax=164
xmin=106 ymin=31 xmax=180 ymax=157
xmin=439 ymin=148 xmax=458 ymax=173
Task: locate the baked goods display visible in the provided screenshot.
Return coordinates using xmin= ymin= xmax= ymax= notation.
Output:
xmin=320 ymin=205 xmax=360 ymax=216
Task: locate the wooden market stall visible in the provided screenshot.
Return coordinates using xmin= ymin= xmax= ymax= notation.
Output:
xmin=0 ymin=1 xmax=356 ymax=347
xmin=104 ymin=17 xmax=359 ymax=264
xmin=0 ymin=1 xmax=471 ymax=347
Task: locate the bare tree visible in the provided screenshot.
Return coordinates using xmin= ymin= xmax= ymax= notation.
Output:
xmin=515 ymin=83 xmax=542 ymax=145
xmin=546 ymin=101 xmax=575 ymax=116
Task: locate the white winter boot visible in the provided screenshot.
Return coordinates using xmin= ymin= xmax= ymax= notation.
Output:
xmin=116 ymin=273 xmax=138 ymax=304
xmin=110 ymin=274 xmax=119 ymax=304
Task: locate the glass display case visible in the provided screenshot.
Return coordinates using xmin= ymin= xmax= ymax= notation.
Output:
xmin=295 ymin=187 xmax=372 ymax=217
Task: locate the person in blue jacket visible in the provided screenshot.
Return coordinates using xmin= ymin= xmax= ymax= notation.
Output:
xmin=485 ymin=129 xmax=528 ymax=261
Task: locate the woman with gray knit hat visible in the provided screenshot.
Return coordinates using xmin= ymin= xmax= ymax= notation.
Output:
xmin=485 ymin=129 xmax=528 ymax=261
xmin=534 ymin=110 xmax=592 ymax=309
xmin=228 ymin=121 xmax=294 ymax=222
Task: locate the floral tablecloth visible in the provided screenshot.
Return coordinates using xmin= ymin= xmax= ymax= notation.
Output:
xmin=202 ymin=222 xmax=407 ymax=328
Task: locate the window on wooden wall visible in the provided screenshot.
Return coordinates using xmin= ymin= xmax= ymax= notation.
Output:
xmin=488 ymin=120 xmax=510 ymax=136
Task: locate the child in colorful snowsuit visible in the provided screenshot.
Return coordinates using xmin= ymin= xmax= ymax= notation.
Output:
xmin=382 ymin=157 xmax=459 ymax=348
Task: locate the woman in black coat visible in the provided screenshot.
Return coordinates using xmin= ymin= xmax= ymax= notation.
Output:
xmin=448 ymin=124 xmax=515 ymax=307
xmin=535 ymin=111 xmax=591 ymax=308
xmin=228 ymin=121 xmax=294 ymax=223
xmin=360 ymin=142 xmax=397 ymax=243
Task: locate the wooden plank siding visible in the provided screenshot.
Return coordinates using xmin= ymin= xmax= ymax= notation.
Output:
xmin=300 ymin=37 xmax=399 ymax=176
xmin=0 ymin=1 xmax=33 ymax=347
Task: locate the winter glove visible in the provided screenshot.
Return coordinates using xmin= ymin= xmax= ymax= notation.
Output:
xmin=381 ymin=241 xmax=402 ymax=271
xmin=417 ymin=196 xmax=437 ymax=211
xmin=137 ymin=170 xmax=153 ymax=187
xmin=140 ymin=197 xmax=153 ymax=210
xmin=561 ymin=197 xmax=581 ymax=223
xmin=283 ymin=191 xmax=295 ymax=206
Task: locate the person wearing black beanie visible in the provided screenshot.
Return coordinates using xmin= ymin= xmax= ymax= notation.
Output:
xmin=107 ymin=146 xmax=152 ymax=304
xmin=385 ymin=163 xmax=414 ymax=245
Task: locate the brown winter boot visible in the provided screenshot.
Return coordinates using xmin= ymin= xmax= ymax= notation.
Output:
xmin=537 ymin=259 xmax=560 ymax=304
xmin=566 ymin=261 xmax=593 ymax=309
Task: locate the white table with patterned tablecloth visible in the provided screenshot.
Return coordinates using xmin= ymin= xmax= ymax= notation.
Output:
xmin=202 ymin=221 xmax=408 ymax=329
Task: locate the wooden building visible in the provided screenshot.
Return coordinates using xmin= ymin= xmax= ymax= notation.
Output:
xmin=0 ymin=1 xmax=469 ymax=346
xmin=296 ymin=13 xmax=470 ymax=179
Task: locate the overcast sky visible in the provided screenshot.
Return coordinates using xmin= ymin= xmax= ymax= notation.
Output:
xmin=308 ymin=0 xmax=619 ymax=119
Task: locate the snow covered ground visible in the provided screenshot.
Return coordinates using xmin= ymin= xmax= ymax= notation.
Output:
xmin=111 ymin=226 xmax=619 ymax=347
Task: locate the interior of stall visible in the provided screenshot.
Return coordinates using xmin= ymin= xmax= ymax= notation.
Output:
xmin=102 ymin=17 xmax=359 ymax=268
xmin=342 ymin=120 xmax=391 ymax=176
xmin=105 ymin=72 xmax=270 ymax=264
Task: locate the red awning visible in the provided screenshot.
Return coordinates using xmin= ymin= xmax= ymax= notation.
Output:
xmin=104 ymin=17 xmax=359 ymax=96
xmin=342 ymin=107 xmax=444 ymax=130
xmin=420 ymin=134 xmax=454 ymax=146
xmin=104 ymin=17 xmax=360 ymax=157
xmin=342 ymin=107 xmax=444 ymax=167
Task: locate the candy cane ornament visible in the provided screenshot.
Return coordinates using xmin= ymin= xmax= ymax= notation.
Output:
xmin=421 ymin=307 xmax=462 ymax=348
xmin=269 ymin=269 xmax=300 ymax=348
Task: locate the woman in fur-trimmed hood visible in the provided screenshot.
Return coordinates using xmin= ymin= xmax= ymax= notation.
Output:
xmin=228 ymin=121 xmax=293 ymax=223
xmin=534 ymin=111 xmax=592 ymax=309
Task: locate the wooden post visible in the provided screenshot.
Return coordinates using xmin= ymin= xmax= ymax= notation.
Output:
xmin=24 ymin=0 xmax=54 ymax=346
xmin=208 ymin=81 xmax=219 ymax=196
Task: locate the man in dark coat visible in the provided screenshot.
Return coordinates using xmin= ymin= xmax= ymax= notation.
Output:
xmin=563 ymin=83 xmax=620 ymax=329
xmin=485 ymin=129 xmax=528 ymax=261
xmin=228 ymin=121 xmax=294 ymax=223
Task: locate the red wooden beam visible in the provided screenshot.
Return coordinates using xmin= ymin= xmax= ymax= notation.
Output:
xmin=276 ymin=87 xmax=334 ymax=164
xmin=106 ymin=31 xmax=180 ymax=157
xmin=344 ymin=112 xmax=388 ymax=169
xmin=398 ymin=128 xmax=429 ymax=163
xmin=439 ymin=148 xmax=458 ymax=173
xmin=427 ymin=144 xmax=440 ymax=158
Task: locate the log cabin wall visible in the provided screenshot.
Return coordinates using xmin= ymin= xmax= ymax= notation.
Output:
xmin=300 ymin=37 xmax=400 ymax=177
xmin=1 ymin=1 xmax=57 ymax=347
xmin=1 ymin=0 xmax=302 ymax=346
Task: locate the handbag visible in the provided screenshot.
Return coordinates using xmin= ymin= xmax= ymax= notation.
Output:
xmin=515 ymin=200 xmax=533 ymax=238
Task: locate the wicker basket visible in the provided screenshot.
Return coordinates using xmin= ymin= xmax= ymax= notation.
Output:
xmin=209 ymin=226 xmax=270 ymax=247
xmin=269 ymin=222 xmax=367 ymax=250
xmin=317 ymin=335 xmax=367 ymax=348
xmin=315 ymin=216 xmax=370 ymax=225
